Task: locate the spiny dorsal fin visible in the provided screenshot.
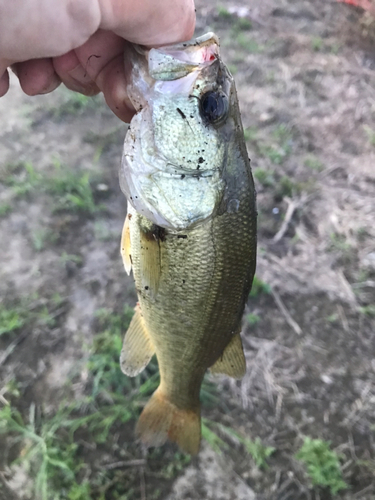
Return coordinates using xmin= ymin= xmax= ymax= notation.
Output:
xmin=209 ymin=333 xmax=246 ymax=379
xmin=120 ymin=213 xmax=132 ymax=275
xmin=120 ymin=305 xmax=155 ymax=377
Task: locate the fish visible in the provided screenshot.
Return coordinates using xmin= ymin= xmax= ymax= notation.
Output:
xmin=119 ymin=32 xmax=257 ymax=455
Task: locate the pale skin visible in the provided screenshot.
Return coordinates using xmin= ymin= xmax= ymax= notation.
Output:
xmin=0 ymin=0 xmax=196 ymax=122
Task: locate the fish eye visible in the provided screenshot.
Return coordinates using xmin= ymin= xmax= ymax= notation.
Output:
xmin=200 ymin=91 xmax=228 ymax=123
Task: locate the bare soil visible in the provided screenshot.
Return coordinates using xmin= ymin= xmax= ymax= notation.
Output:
xmin=1 ymin=0 xmax=375 ymax=499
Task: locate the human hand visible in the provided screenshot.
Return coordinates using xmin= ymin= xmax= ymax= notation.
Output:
xmin=0 ymin=0 xmax=195 ymax=121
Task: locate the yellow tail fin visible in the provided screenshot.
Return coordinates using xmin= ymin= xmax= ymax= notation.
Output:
xmin=136 ymin=387 xmax=201 ymax=455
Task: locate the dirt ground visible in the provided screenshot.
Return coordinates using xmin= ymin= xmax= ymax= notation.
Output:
xmin=1 ymin=0 xmax=375 ymax=499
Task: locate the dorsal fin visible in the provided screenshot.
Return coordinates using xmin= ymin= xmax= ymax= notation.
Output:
xmin=209 ymin=333 xmax=246 ymax=379
xmin=120 ymin=305 xmax=155 ymax=377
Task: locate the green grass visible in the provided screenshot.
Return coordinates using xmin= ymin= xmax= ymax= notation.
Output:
xmin=236 ymin=34 xmax=262 ymax=53
xmin=0 ymin=304 xmax=27 ymax=336
xmin=0 ymin=295 xmax=65 ymax=339
xmin=46 ymin=169 xmax=100 ymax=215
xmin=31 ymin=228 xmax=58 ymax=252
xmin=1 ymin=160 xmax=102 ymax=215
xmin=295 ymin=437 xmax=347 ymax=495
xmin=253 ymin=167 xmax=275 ymax=187
xmin=202 ymin=419 xmax=275 ymax=468
xmin=50 ymin=92 xmax=101 ymax=119
xmin=363 ymin=125 xmax=375 ymax=146
xmin=311 ymin=37 xmax=324 ymax=52
xmin=359 ymin=305 xmax=375 ymax=317
xmin=244 ymin=126 xmax=258 ymax=142
xmin=2 ymin=162 xmax=42 ymax=197
xmin=0 ymin=202 xmax=11 ymax=217
xmin=249 ymin=275 xmax=271 ymax=298
xmin=304 ymin=154 xmax=324 ymax=172
xmin=246 ymin=313 xmax=260 ymax=326
xmin=2 ymin=304 xmax=215 ymax=499
xmin=217 ymin=6 xmax=232 ymax=19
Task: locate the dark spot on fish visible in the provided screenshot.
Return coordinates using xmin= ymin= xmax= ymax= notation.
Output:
xmin=198 ymin=157 xmax=205 ymax=163
xmin=177 ymin=235 xmax=187 ymax=239
xmin=151 ymin=224 xmax=166 ymax=242
xmin=181 ymin=174 xmax=185 ymax=179
xmin=128 ymin=213 xmax=132 ymax=220
xmin=176 ymin=107 xmax=186 ymax=119
xmin=196 ymin=165 xmax=200 ymax=170
xmin=145 ymin=286 xmax=149 ymax=290
xmin=129 ymin=255 xmax=133 ymax=264
xmin=190 ymin=115 xmax=194 ymax=118
xmin=182 ymin=279 xmax=186 ymax=284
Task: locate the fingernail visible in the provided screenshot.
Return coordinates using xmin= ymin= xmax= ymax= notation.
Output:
xmin=68 ymin=64 xmax=99 ymax=95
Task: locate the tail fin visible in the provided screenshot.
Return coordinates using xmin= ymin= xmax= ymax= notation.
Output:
xmin=136 ymin=387 xmax=201 ymax=455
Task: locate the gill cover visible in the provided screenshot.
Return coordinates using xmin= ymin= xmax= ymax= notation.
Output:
xmin=120 ymin=33 xmax=233 ymax=230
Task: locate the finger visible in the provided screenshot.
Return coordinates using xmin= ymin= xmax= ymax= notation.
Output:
xmin=53 ymin=51 xmax=100 ymax=96
xmin=14 ymin=58 xmax=61 ymax=95
xmin=74 ymin=30 xmax=134 ymax=121
xmin=99 ymin=0 xmax=196 ymax=46
xmin=0 ymin=70 xmax=10 ymax=97
xmin=95 ymin=52 xmax=134 ymax=122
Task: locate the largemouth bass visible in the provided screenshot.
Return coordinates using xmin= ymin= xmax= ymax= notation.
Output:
xmin=119 ymin=33 xmax=256 ymax=454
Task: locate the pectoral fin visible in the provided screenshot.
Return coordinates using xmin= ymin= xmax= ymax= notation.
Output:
xmin=210 ymin=333 xmax=246 ymax=379
xmin=139 ymin=227 xmax=162 ymax=296
xmin=121 ymin=213 xmax=132 ymax=275
xmin=120 ymin=306 xmax=155 ymax=377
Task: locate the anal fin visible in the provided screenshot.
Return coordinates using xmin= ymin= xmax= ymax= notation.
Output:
xmin=121 ymin=213 xmax=132 ymax=275
xmin=210 ymin=333 xmax=246 ymax=379
xmin=120 ymin=305 xmax=155 ymax=377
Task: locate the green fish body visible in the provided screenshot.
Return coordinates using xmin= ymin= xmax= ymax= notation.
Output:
xmin=120 ymin=33 xmax=256 ymax=454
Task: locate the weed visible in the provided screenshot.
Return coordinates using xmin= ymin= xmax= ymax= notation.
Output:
xmin=228 ymin=64 xmax=238 ymax=75
xmin=202 ymin=420 xmax=275 ymax=468
xmin=242 ymin=436 xmax=275 ymax=468
xmin=3 ymin=162 xmax=42 ymax=197
xmin=326 ymin=313 xmax=339 ymax=323
xmin=304 ymin=154 xmax=324 ymax=172
xmin=217 ymin=6 xmax=232 ymax=19
xmin=253 ymin=167 xmax=275 ymax=187
xmin=329 ymin=233 xmax=352 ymax=255
xmin=60 ymin=252 xmax=83 ymax=266
xmin=311 ymin=37 xmax=324 ymax=51
xmin=244 ymin=126 xmax=258 ymax=142
xmin=246 ymin=313 xmax=260 ymax=326
xmin=258 ymin=144 xmax=286 ymax=164
xmin=0 ymin=203 xmax=11 ymax=217
xmin=47 ymin=170 xmax=100 ymax=215
xmin=236 ymin=18 xmax=252 ymax=31
xmin=277 ymin=175 xmax=296 ymax=197
xmin=359 ymin=305 xmax=375 ymax=317
xmin=51 ymin=91 xmax=100 ymax=119
xmin=295 ymin=437 xmax=347 ymax=494
xmin=250 ymin=275 xmax=272 ymax=297
xmin=94 ymin=220 xmax=113 ymax=241
xmin=0 ymin=304 xmax=28 ymax=336
xmin=201 ymin=419 xmax=229 ymax=454
xmin=363 ymin=125 xmax=375 ymax=146
xmin=31 ymin=228 xmax=57 ymax=252
xmin=236 ymin=34 xmax=262 ymax=53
